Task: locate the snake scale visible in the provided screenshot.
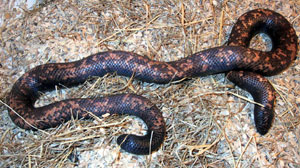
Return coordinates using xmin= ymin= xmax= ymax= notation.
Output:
xmin=7 ymin=9 xmax=298 ymax=155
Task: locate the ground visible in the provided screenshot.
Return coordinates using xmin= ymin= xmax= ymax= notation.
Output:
xmin=0 ymin=0 xmax=299 ymax=167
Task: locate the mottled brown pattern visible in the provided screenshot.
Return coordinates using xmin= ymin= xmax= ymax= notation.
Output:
xmin=7 ymin=9 xmax=298 ymax=154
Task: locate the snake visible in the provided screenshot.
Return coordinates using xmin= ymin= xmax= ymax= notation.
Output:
xmin=7 ymin=9 xmax=298 ymax=155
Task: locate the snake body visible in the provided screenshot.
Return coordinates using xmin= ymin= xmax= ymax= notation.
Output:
xmin=7 ymin=9 xmax=298 ymax=155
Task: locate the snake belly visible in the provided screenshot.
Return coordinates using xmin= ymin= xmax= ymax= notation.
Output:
xmin=7 ymin=9 xmax=298 ymax=155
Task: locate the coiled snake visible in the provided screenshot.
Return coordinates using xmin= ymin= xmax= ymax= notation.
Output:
xmin=7 ymin=9 xmax=298 ymax=155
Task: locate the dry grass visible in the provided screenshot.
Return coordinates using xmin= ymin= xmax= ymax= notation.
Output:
xmin=0 ymin=0 xmax=299 ymax=167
